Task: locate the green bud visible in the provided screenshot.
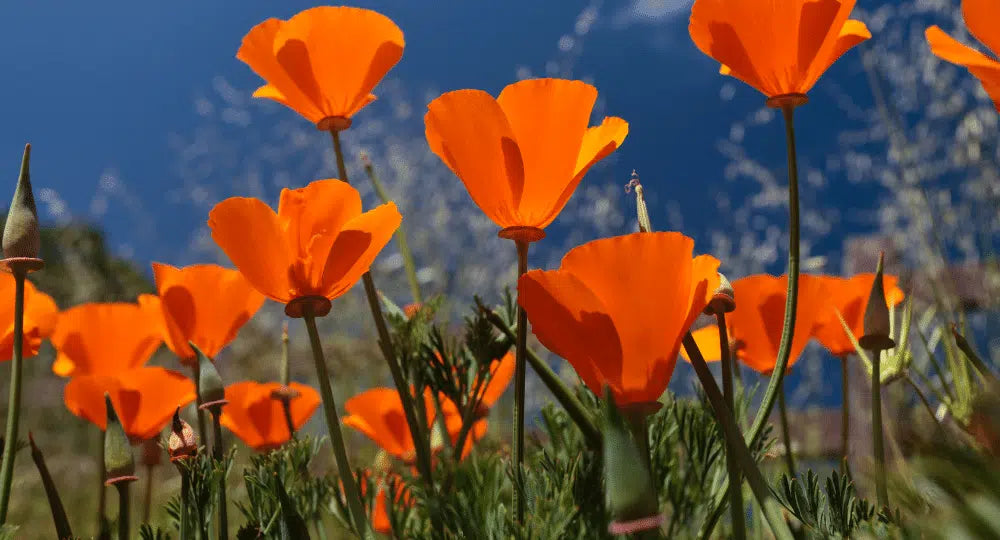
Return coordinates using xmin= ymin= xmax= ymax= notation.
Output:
xmin=860 ymin=252 xmax=895 ymax=351
xmin=602 ymin=388 xmax=660 ymax=534
xmin=103 ymin=394 xmax=136 ymax=485
xmin=191 ymin=342 xmax=226 ymax=410
xmin=3 ymin=144 xmax=40 ymax=260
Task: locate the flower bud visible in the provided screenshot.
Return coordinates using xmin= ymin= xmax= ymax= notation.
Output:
xmin=103 ymin=394 xmax=137 ymax=486
xmin=625 ymin=170 xmax=652 ymax=233
xmin=704 ymin=272 xmax=736 ymax=315
xmin=3 ymin=144 xmax=40 ymax=261
xmin=602 ymin=388 xmax=662 ymax=535
xmin=192 ymin=342 xmax=227 ymax=411
xmin=860 ymin=252 xmax=895 ymax=351
xmin=168 ymin=408 xmax=197 ymax=462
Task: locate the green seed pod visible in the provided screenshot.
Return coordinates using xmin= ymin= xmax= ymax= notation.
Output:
xmin=860 ymin=252 xmax=895 ymax=351
xmin=602 ymin=388 xmax=661 ymax=534
xmin=3 ymin=144 xmax=40 ymax=260
xmin=191 ymin=342 xmax=226 ymax=409
xmin=103 ymin=394 xmax=136 ymax=485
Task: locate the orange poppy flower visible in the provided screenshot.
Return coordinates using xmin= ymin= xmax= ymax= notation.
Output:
xmin=689 ymin=0 xmax=871 ymax=99
xmin=926 ymin=0 xmax=1000 ymax=111
xmin=64 ymin=366 xmax=196 ymax=441
xmin=424 ymin=78 xmax=628 ymax=240
xmin=436 ymin=392 xmax=489 ymax=459
xmin=721 ymin=274 xmax=829 ymax=374
xmin=474 ymin=351 xmax=515 ymax=414
xmin=357 ymin=469 xmax=410 ymax=534
xmin=812 ymin=273 xmax=904 ymax=357
xmin=219 ymin=381 xmax=321 ymax=451
xmin=207 ymin=179 xmax=401 ymax=312
xmin=0 ymin=274 xmax=57 ymax=361
xmin=679 ymin=324 xmax=724 ymax=363
xmin=50 ymin=302 xmax=163 ymax=377
xmin=517 ymin=232 xmax=720 ymax=407
xmin=343 ymin=387 xmax=436 ymax=462
xmin=238 ymin=6 xmax=405 ymax=129
xmin=151 ymin=263 xmax=265 ymax=364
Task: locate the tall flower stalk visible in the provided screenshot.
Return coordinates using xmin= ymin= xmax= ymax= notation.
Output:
xmin=361 ymin=154 xmax=422 ymax=304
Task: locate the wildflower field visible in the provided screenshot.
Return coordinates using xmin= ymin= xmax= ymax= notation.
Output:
xmin=2 ymin=1 xmax=1000 ymax=538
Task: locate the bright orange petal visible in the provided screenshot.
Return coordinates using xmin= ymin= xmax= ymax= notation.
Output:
xmin=319 ymin=202 xmax=402 ymax=300
xmin=496 ymin=79 xmax=596 ymax=225
xmin=689 ymin=0 xmax=774 ymax=95
xmin=680 ymin=325 xmax=724 ymax=363
xmin=803 ymin=16 xmax=870 ymax=91
xmin=0 ymin=275 xmax=57 ymax=361
xmin=479 ymin=352 xmax=515 ymax=408
xmin=343 ymin=388 xmax=432 ymax=460
xmin=424 ymin=89 xmax=523 ymax=228
xmin=963 ymin=0 xmax=1000 ymax=56
xmin=208 ymin=196 xmax=292 ymax=303
xmin=221 ymin=381 xmax=320 ymax=451
xmin=50 ymin=303 xmax=163 ymax=377
xmin=926 ymin=26 xmax=1000 ymax=111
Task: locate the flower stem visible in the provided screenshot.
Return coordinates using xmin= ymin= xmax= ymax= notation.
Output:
xmin=683 ymin=333 xmax=794 ymax=540
xmin=717 ymin=315 xmax=746 ymax=540
xmin=97 ymin=430 xmax=107 ymax=537
xmin=361 ymin=156 xmax=422 ymax=304
xmin=777 ymin=381 xmax=796 ymax=477
xmin=0 ymin=270 xmax=25 ymax=523
xmin=512 ymin=239 xmax=529 ymax=524
xmin=28 ymin=433 xmax=73 ymax=540
xmin=870 ymin=351 xmax=888 ymax=508
xmin=179 ymin=468 xmax=190 ymax=540
xmin=840 ymin=356 xmax=851 ymax=477
xmin=116 ymin=482 xmax=130 ymax=540
xmin=330 ymin=130 xmax=434 ymax=489
xmin=302 ymin=312 xmax=371 ymax=536
xmin=211 ymin=411 xmax=228 ymax=540
xmin=143 ymin=463 xmax=154 ymax=524
xmin=699 ymin=101 xmax=802 ymax=539
xmin=192 ymin=363 xmax=208 ymax=443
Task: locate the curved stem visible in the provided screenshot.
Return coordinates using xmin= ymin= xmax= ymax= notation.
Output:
xmin=192 ymin=363 xmax=208 ymax=443
xmin=179 ymin=468 xmax=190 ymax=540
xmin=362 ymin=159 xmax=422 ymax=304
xmin=512 ymin=239 xmax=529 ymax=524
xmin=840 ymin=356 xmax=852 ymax=478
xmin=701 ymin=103 xmax=802 ymax=538
xmin=116 ymin=482 xmax=130 ymax=540
xmin=683 ymin=333 xmax=794 ymax=540
xmin=777 ymin=382 xmax=796 ymax=477
xmin=303 ymin=313 xmax=371 ymax=536
xmin=211 ymin=412 xmax=228 ymax=540
xmin=871 ymin=351 xmax=888 ymax=508
xmin=718 ymin=315 xmax=746 ymax=540
xmin=0 ymin=271 xmax=25 ymax=522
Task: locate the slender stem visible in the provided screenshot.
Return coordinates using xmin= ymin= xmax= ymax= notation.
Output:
xmin=330 ymin=129 xmax=434 ymax=489
xmin=280 ymin=400 xmax=297 ymax=442
xmin=700 ymin=102 xmax=802 ymax=539
xmin=840 ymin=356 xmax=851 ymax=477
xmin=142 ymin=463 xmax=154 ymax=524
xmin=211 ymin=412 xmax=228 ymax=540
xmin=97 ymin=430 xmax=107 ymax=537
xmin=362 ymin=158 xmax=422 ymax=304
xmin=904 ymin=374 xmax=941 ymax=428
xmin=0 ymin=270 xmax=25 ymax=523
xmin=683 ymin=333 xmax=794 ymax=540
xmin=718 ymin=315 xmax=746 ymax=540
xmin=29 ymin=433 xmax=73 ymax=540
xmin=512 ymin=239 xmax=529 ymax=524
xmin=116 ymin=482 xmax=130 ymax=540
xmin=777 ymin=382 xmax=796 ymax=477
xmin=192 ymin=363 xmax=208 ymax=443
xmin=179 ymin=468 xmax=190 ymax=540
xmin=280 ymin=322 xmax=290 ymax=386
xmin=303 ymin=313 xmax=371 ymax=536
xmin=479 ymin=300 xmax=601 ymax=446
xmin=870 ymin=351 xmax=888 ymax=508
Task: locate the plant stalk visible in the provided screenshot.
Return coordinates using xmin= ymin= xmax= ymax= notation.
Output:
xmin=29 ymin=433 xmax=73 ymax=539
xmin=97 ymin=429 xmax=107 ymax=537
xmin=116 ymin=482 xmax=130 ymax=540
xmin=718 ymin=314 xmax=746 ymax=540
xmin=777 ymin=381 xmax=796 ymax=477
xmin=211 ymin=411 xmax=228 ymax=540
xmin=142 ymin=463 xmax=154 ymax=524
xmin=870 ymin=351 xmax=888 ymax=508
xmin=192 ymin=363 xmax=208 ymax=443
xmin=362 ymin=157 xmax=422 ymax=304
xmin=840 ymin=356 xmax=851 ymax=477
xmin=0 ymin=270 xmax=25 ymax=522
xmin=512 ymin=239 xmax=529 ymax=524
xmin=303 ymin=312 xmax=371 ymax=536
xmin=179 ymin=467 xmax=190 ymax=540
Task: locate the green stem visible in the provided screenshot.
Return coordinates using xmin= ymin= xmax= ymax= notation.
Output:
xmin=28 ymin=433 xmax=73 ymax=540
xmin=870 ymin=351 xmax=888 ymax=508
xmin=330 ymin=129 xmax=434 ymax=489
xmin=211 ymin=412 xmax=228 ymax=540
xmin=0 ymin=270 xmax=25 ymax=523
xmin=116 ymin=482 xmax=130 ymax=540
xmin=179 ymin=468 xmax=189 ymax=540
xmin=192 ymin=363 xmax=208 ymax=443
xmin=478 ymin=299 xmax=601 ymax=447
xmin=302 ymin=313 xmax=371 ymax=536
xmin=701 ymin=103 xmax=802 ymax=538
xmin=840 ymin=356 xmax=851 ymax=478
xmin=683 ymin=334 xmax=794 ymax=540
xmin=777 ymin=382 xmax=796 ymax=477
xmin=280 ymin=322 xmax=290 ymax=386
xmin=512 ymin=239 xmax=529 ymax=524
xmin=952 ymin=325 xmax=997 ymax=385
xmin=143 ymin=463 xmax=154 ymax=524
xmin=718 ymin=315 xmax=746 ymax=540
xmin=362 ymin=158 xmax=422 ymax=304
xmin=97 ymin=430 xmax=107 ymax=537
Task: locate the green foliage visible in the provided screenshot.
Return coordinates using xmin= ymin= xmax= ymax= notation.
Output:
xmin=168 ymin=447 xmax=233 ymax=538
xmin=139 ymin=523 xmax=172 ymax=540
xmin=776 ymin=470 xmax=878 ymax=538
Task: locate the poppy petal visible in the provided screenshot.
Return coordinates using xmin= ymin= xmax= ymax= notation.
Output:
xmin=425 ymin=90 xmax=523 ymax=228
xmin=50 ymin=303 xmax=163 ymax=377
xmin=680 ymin=325 xmax=724 ymax=363
xmin=963 ymin=0 xmax=1000 ymax=56
xmin=805 ymin=17 xmax=870 ymax=91
xmin=927 ymin=26 xmax=1000 ymax=111
xmin=320 ymin=202 xmax=402 ymax=300
xmin=479 ymin=352 xmax=515 ymax=409
xmin=208 ymin=196 xmax=292 ymax=303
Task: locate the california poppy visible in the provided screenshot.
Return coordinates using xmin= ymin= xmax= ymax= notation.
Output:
xmin=219 ymin=381 xmax=321 ymax=451
xmin=0 ymin=273 xmax=57 ymax=361
xmin=926 ymin=0 xmax=1000 ymax=111
xmin=680 ymin=324 xmax=725 ymax=363
xmin=356 ymin=469 xmax=410 ymax=534
xmin=425 ymin=78 xmax=628 ymax=242
xmin=50 ymin=302 xmax=163 ymax=377
xmin=238 ymin=6 xmax=405 ymax=130
xmin=473 ymin=351 xmax=515 ymax=416
xmin=207 ymin=179 xmax=401 ymax=316
xmin=343 ymin=387 xmax=436 ymax=463
xmin=517 ymin=232 xmax=720 ymax=408
xmin=689 ymin=0 xmax=870 ymax=101
xmin=64 ymin=366 xmax=197 ymax=441
xmin=812 ymin=273 xmax=904 ymax=357
xmin=151 ymin=263 xmax=265 ymax=364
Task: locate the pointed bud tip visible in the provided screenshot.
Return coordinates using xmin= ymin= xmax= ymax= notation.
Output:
xmin=861 ymin=251 xmax=894 ymax=350
xmin=3 ymin=143 xmax=40 ymax=260
xmin=168 ymin=409 xmax=198 ymax=462
xmin=704 ymin=272 xmax=736 ymax=314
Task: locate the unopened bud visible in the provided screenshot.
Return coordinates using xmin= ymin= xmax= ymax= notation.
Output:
xmin=625 ymin=170 xmax=652 ymax=233
xmin=3 ymin=144 xmax=41 ymax=262
xmin=704 ymin=272 xmax=736 ymax=315
xmin=602 ymin=387 xmax=662 ymax=535
xmin=192 ymin=342 xmax=227 ymax=411
xmin=168 ymin=408 xmax=198 ymax=462
xmin=103 ymin=394 xmax=137 ymax=486
xmin=860 ymin=252 xmax=895 ymax=351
